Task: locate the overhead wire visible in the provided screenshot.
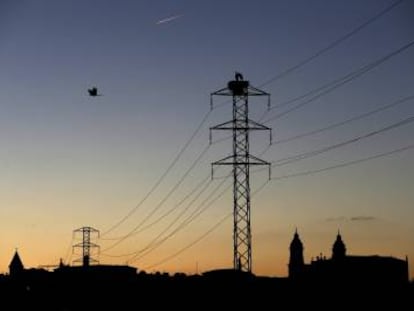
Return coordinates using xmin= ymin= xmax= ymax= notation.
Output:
xmin=271 ymin=144 xmax=414 ymax=182
xmin=143 ymin=212 xmax=232 ymax=271
xmin=101 ymin=174 xmax=214 ymax=257
xmin=215 ymin=42 xmax=414 ymax=148
xmin=63 ymin=237 xmax=74 ymax=265
xmin=261 ymin=39 xmax=414 ymax=124
xmin=102 ymin=110 xmax=212 ymax=237
xmin=270 ymin=115 xmax=414 ymax=166
xmin=127 ymin=174 xmax=233 ymax=263
xmin=102 ymin=143 xmax=212 ymax=251
xmin=246 ymin=113 xmax=414 ymax=177
xmin=110 ymin=50 xmax=414 ymax=262
xmin=104 ymin=42 xmax=414 ymax=263
xmin=100 ymin=174 xmax=212 ymax=242
xmin=98 ymin=0 xmax=408 ymax=263
xmin=142 ymin=178 xmax=269 ymax=270
xmin=142 ymin=143 xmax=414 ymax=270
xmin=214 ymin=0 xmax=404 ymax=112
xmin=269 ymin=95 xmax=414 ymax=146
xmin=259 ymin=0 xmax=404 ymax=87
xmin=100 ymin=0 xmax=405 ymax=240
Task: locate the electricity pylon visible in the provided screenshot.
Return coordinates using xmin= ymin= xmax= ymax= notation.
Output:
xmin=210 ymin=73 xmax=271 ymax=272
xmin=73 ymin=226 xmax=100 ymax=267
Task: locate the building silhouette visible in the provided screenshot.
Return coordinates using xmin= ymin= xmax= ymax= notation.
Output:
xmin=0 ymin=234 xmax=412 ymax=309
xmin=332 ymin=230 xmax=346 ymax=259
xmin=288 ymin=229 xmax=304 ymax=279
xmin=288 ymin=230 xmax=409 ymax=287
xmin=9 ymin=250 xmax=24 ymax=277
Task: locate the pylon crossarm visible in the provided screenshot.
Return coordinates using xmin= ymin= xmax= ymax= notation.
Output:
xmin=211 ymin=87 xmax=232 ymax=96
xmin=246 ymin=85 xmax=270 ymax=96
xmin=249 ymin=154 xmax=270 ymax=165
xmin=247 ymin=119 xmax=271 ymax=130
xmin=210 ymin=120 xmax=234 ymax=130
xmin=213 ymin=155 xmax=234 ymax=164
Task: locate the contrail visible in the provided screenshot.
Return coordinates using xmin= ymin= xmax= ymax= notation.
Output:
xmin=156 ymin=14 xmax=183 ymax=25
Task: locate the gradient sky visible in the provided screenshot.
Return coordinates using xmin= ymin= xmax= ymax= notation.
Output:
xmin=0 ymin=0 xmax=413 ymax=279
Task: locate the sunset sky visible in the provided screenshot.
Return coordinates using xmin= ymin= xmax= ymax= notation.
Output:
xmin=0 ymin=0 xmax=413 ymax=279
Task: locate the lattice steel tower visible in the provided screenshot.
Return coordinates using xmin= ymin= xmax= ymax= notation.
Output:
xmin=73 ymin=226 xmax=100 ymax=267
xmin=210 ymin=73 xmax=271 ymax=272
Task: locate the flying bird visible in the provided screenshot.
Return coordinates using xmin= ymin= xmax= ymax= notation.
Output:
xmin=88 ymin=87 xmax=102 ymax=97
xmin=156 ymin=14 xmax=183 ymax=25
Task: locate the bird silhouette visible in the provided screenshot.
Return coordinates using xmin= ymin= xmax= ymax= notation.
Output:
xmin=88 ymin=87 xmax=101 ymax=97
xmin=235 ymin=72 xmax=243 ymax=81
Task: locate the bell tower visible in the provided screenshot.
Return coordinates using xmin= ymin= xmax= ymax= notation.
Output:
xmin=289 ymin=229 xmax=304 ymax=278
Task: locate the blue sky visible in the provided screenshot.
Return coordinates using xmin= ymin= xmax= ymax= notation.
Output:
xmin=0 ymin=0 xmax=413 ymax=277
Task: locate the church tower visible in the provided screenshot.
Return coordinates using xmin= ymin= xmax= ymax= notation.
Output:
xmin=289 ymin=229 xmax=304 ymax=278
xmin=9 ymin=249 xmax=24 ymax=276
xmin=332 ymin=231 xmax=346 ymax=260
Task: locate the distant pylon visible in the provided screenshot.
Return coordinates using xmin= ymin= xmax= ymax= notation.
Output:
xmin=210 ymin=73 xmax=271 ymax=272
xmin=72 ymin=226 xmax=100 ymax=267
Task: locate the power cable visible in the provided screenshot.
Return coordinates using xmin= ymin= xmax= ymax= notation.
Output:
xmin=262 ymin=39 xmax=414 ymax=124
xmin=143 ymin=212 xmax=232 ymax=271
xmin=102 ymin=110 xmax=212 ymax=236
xmin=270 ymin=115 xmax=414 ymax=167
xmin=142 ymin=178 xmax=268 ymax=270
xmin=259 ymin=0 xmax=404 ymax=87
xmin=127 ymin=175 xmax=232 ymax=263
xmin=101 ymin=175 xmax=213 ymax=257
xmin=102 ymin=143 xmax=211 ymax=251
xmin=101 ymin=0 xmax=405 ymax=238
xmin=269 ymin=95 xmax=414 ymax=146
xmin=142 ymin=142 xmax=414 ymax=270
xmin=271 ymin=144 xmax=414 ymax=181
xmin=100 ymin=174 xmax=212 ymax=242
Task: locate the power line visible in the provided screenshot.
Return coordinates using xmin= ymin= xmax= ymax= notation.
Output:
xmin=127 ymin=175 xmax=232 ymax=263
xmin=259 ymin=0 xmax=404 ymax=87
xmin=108 ymin=70 xmax=412 ymax=263
xmin=240 ymin=143 xmax=414 ymax=202
xmin=141 ymin=143 xmax=414 ymax=271
xmin=100 ymin=174 xmax=212 ymax=242
xmin=143 ymin=212 xmax=232 ymax=271
xmin=250 ymin=113 xmax=414 ymax=176
xmin=102 ymin=143 xmax=211 ymax=251
xmin=134 ymin=111 xmax=413 ymax=269
xmin=218 ymin=48 xmax=414 ymax=149
xmin=142 ymin=179 xmax=268 ymax=270
xmin=137 ymin=117 xmax=414 ymax=271
xmin=271 ymin=144 xmax=414 ymax=181
xmin=270 ymin=115 xmax=414 ymax=167
xmin=102 ymin=172 xmax=230 ymax=260
xmin=101 ymin=175 xmax=213 ymax=257
xmin=266 ymin=68 xmax=410 ymax=113
xmin=100 ymin=1 xmax=405 ymax=239
xmin=63 ymin=237 xmax=74 ymax=265
xmin=100 ymin=1 xmax=406 ymax=239
xmin=262 ymin=39 xmax=414 ymax=124
xmin=102 ymin=110 xmax=212 ymax=237
xmin=269 ymin=95 xmax=414 ymax=146
xmin=139 ymin=42 xmax=414 ymax=268
xmin=100 ymin=0 xmax=407 ymax=264
xmin=216 ymin=1 xmax=403 ymax=111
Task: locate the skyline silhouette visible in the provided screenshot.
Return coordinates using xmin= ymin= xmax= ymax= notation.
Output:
xmin=4 ymin=229 xmax=410 ymax=279
xmin=1 ymin=231 xmax=412 ymax=309
xmin=0 ymin=0 xmax=413 ymax=280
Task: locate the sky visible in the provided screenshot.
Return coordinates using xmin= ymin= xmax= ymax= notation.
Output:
xmin=0 ymin=0 xmax=413 ymax=279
